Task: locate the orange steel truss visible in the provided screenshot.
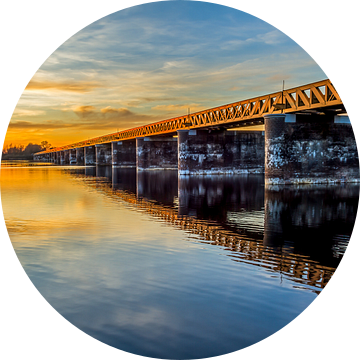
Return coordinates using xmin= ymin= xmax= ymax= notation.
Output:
xmin=36 ymin=79 xmax=343 ymax=155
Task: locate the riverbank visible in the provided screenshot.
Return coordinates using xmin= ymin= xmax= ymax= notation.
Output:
xmin=1 ymin=154 xmax=34 ymax=161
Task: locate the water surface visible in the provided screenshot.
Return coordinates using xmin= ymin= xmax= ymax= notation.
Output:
xmin=1 ymin=162 xmax=358 ymax=359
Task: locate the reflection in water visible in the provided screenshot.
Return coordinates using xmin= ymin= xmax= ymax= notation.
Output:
xmin=137 ymin=170 xmax=178 ymax=206
xmin=70 ymin=166 xmax=358 ymax=292
xmin=2 ymin=164 xmax=358 ymax=359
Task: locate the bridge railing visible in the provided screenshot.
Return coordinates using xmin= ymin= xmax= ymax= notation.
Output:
xmin=35 ymin=79 xmax=342 ymax=155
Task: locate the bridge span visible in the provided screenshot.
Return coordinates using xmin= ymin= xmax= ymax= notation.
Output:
xmin=34 ymin=79 xmax=359 ymax=184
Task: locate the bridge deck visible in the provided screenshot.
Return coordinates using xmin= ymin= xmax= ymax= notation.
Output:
xmin=36 ymin=79 xmax=343 ymax=155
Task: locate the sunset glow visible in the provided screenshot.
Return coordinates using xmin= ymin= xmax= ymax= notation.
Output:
xmin=4 ymin=1 xmax=325 ymax=149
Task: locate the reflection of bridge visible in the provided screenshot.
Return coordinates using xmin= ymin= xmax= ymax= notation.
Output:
xmin=66 ymin=168 xmax=357 ymax=294
xmin=34 ymin=79 xmax=359 ymax=184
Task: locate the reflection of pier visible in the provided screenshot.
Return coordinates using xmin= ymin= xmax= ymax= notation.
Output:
xmin=66 ymin=166 xmax=358 ymax=294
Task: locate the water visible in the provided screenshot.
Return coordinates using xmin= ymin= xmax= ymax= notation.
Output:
xmin=1 ymin=162 xmax=358 ymax=359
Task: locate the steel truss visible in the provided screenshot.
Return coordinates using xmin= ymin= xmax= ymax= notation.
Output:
xmin=36 ymin=79 xmax=343 ymax=155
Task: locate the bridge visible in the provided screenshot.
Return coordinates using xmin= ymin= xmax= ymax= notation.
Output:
xmin=34 ymin=79 xmax=359 ymax=184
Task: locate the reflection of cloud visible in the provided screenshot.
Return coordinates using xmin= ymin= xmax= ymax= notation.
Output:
xmin=25 ymin=80 xmax=101 ymax=93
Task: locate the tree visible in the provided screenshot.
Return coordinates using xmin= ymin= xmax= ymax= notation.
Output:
xmin=24 ymin=143 xmax=42 ymax=154
xmin=40 ymin=141 xmax=51 ymax=150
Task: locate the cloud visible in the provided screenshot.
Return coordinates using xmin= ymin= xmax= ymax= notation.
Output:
xmin=257 ymin=30 xmax=284 ymax=45
xmin=66 ymin=106 xmax=161 ymax=131
xmin=152 ymin=103 xmax=203 ymax=113
xmin=12 ymin=109 xmax=46 ymax=117
xmin=100 ymin=107 xmax=133 ymax=116
xmin=266 ymin=74 xmax=291 ymax=83
xmin=25 ymin=80 xmax=101 ymax=93
xmin=7 ymin=120 xmax=73 ymax=130
xmin=74 ymin=105 xmax=97 ymax=118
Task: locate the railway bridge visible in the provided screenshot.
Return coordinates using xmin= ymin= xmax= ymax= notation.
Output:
xmin=34 ymin=79 xmax=359 ymax=184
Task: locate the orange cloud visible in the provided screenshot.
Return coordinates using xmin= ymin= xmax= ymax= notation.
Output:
xmin=25 ymin=80 xmax=101 ymax=93
xmin=74 ymin=105 xmax=96 ymax=118
xmin=100 ymin=107 xmax=133 ymax=117
xmin=7 ymin=120 xmax=72 ymax=130
xmin=152 ymin=103 xmax=203 ymax=112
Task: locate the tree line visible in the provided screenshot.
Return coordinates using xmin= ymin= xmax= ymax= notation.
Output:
xmin=2 ymin=141 xmax=52 ymax=159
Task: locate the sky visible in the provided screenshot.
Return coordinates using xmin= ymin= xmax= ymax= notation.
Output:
xmin=5 ymin=0 xmax=326 ymax=148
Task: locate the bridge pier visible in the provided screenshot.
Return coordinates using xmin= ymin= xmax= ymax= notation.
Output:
xmin=112 ymin=140 xmax=136 ymax=167
xmin=264 ymin=114 xmax=359 ymax=184
xmin=64 ymin=150 xmax=70 ymax=164
xmin=177 ymin=129 xmax=264 ymax=175
xmin=76 ymin=147 xmax=84 ymax=165
xmin=54 ymin=152 xmax=59 ymax=164
xmin=84 ymin=146 xmax=96 ymax=165
xmin=60 ymin=151 xmax=64 ymax=164
xmin=136 ymin=136 xmax=178 ymax=170
xmin=60 ymin=151 xmax=67 ymax=164
xmin=69 ymin=149 xmax=76 ymax=165
xmin=95 ymin=143 xmax=112 ymax=165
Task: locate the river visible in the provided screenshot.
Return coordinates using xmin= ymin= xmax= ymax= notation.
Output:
xmin=1 ymin=161 xmax=358 ymax=359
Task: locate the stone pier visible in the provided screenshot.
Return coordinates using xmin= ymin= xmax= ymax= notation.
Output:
xmin=60 ymin=150 xmax=69 ymax=164
xmin=264 ymin=114 xmax=359 ymax=184
xmin=54 ymin=152 xmax=60 ymax=164
xmin=112 ymin=140 xmax=136 ymax=167
xmin=76 ymin=147 xmax=84 ymax=165
xmin=84 ymin=146 xmax=96 ymax=165
xmin=178 ymin=129 xmax=264 ymax=175
xmin=69 ymin=149 xmax=76 ymax=165
xmin=96 ymin=143 xmax=112 ymax=165
xmin=136 ymin=136 xmax=178 ymax=170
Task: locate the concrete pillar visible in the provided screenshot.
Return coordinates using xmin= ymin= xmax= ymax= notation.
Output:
xmin=95 ymin=143 xmax=112 ymax=165
xmin=55 ymin=152 xmax=60 ymax=164
xmin=264 ymin=113 xmax=359 ymax=184
xmin=76 ymin=147 xmax=84 ymax=165
xmin=64 ymin=150 xmax=70 ymax=164
xmin=264 ymin=114 xmax=286 ymax=184
xmin=50 ymin=152 xmax=56 ymax=163
xmin=136 ymin=136 xmax=178 ymax=170
xmin=112 ymin=140 xmax=136 ymax=167
xmin=84 ymin=146 xmax=96 ymax=165
xmin=178 ymin=129 xmax=265 ymax=175
xmin=69 ymin=149 xmax=76 ymax=164
xmin=60 ymin=151 xmax=65 ymax=164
